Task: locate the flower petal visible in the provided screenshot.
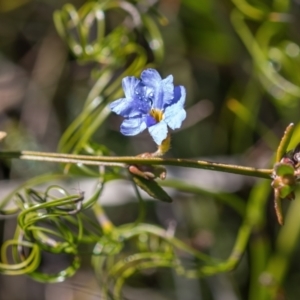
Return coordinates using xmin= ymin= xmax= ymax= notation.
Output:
xmin=145 ymin=115 xmax=157 ymax=127
xmin=109 ymin=76 xmax=151 ymax=117
xmin=161 ymin=75 xmax=174 ymax=106
xmin=141 ymin=69 xmax=175 ymax=110
xmin=120 ymin=117 xmax=147 ymax=136
xmin=122 ymin=76 xmax=140 ymax=99
xmin=109 ymin=95 xmax=150 ymax=118
xmin=140 ymin=69 xmax=162 ymax=109
xmin=163 ymin=86 xmax=186 ymax=130
xmin=109 ymin=98 xmax=137 ymax=117
xmin=140 ymin=69 xmax=162 ymax=87
xmin=148 ymin=122 xmax=168 ymax=145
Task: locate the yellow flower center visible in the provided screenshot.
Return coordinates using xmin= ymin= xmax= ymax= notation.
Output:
xmin=150 ymin=109 xmax=163 ymax=122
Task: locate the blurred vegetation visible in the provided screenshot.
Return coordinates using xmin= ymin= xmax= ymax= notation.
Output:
xmin=1 ymin=0 xmax=300 ymax=299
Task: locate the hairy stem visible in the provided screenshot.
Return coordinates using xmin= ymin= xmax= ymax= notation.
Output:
xmin=0 ymin=150 xmax=272 ymax=179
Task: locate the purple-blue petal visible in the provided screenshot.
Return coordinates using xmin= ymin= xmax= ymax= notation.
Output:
xmin=141 ymin=70 xmax=175 ymax=110
xmin=109 ymin=98 xmax=140 ymax=118
xmin=110 ymin=76 xmax=151 ymax=117
xmin=161 ymin=75 xmax=174 ymax=107
xmin=140 ymin=69 xmax=164 ymax=110
xmin=148 ymin=122 xmax=168 ymax=145
xmin=163 ymin=86 xmax=186 ymax=130
xmin=122 ymin=76 xmax=140 ymax=99
xmin=145 ymin=115 xmax=157 ymax=127
xmin=140 ymin=69 xmax=162 ymax=87
xmin=151 ymin=74 xmax=174 ymax=110
xmin=120 ymin=117 xmax=147 ymax=136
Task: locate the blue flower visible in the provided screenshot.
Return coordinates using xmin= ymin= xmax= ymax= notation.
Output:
xmin=109 ymin=69 xmax=186 ymax=145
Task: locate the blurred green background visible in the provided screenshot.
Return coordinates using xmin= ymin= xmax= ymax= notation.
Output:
xmin=1 ymin=0 xmax=300 ymax=299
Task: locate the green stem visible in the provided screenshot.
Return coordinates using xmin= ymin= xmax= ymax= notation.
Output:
xmin=92 ymin=202 xmax=114 ymax=234
xmin=0 ymin=150 xmax=273 ymax=179
xmin=275 ymin=123 xmax=294 ymax=163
